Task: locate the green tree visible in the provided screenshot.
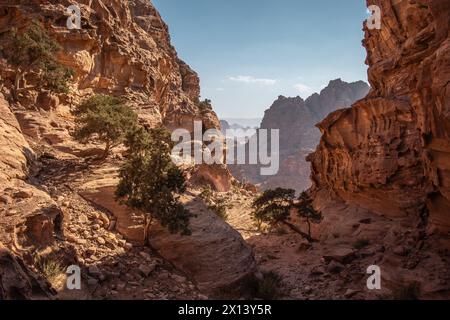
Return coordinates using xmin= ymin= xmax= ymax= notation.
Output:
xmin=73 ymin=94 xmax=138 ymax=159
xmin=294 ymin=192 xmax=322 ymax=239
xmin=252 ymin=188 xmax=318 ymax=242
xmin=196 ymin=98 xmax=213 ymax=114
xmin=41 ymin=59 xmax=75 ymax=94
xmin=116 ymin=126 xmax=193 ymax=239
xmin=4 ymin=21 xmax=73 ymax=99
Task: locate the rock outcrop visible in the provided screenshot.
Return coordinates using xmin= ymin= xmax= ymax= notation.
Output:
xmin=231 ymin=79 xmax=369 ymax=191
xmin=308 ymin=0 xmax=450 ymax=235
xmin=0 ymin=243 xmax=54 ymax=300
xmin=0 ymin=0 xmax=220 ymax=149
xmin=0 ymin=0 xmax=237 ymax=299
xmin=79 ymin=169 xmax=256 ymax=296
xmin=0 ymin=93 xmax=63 ymax=251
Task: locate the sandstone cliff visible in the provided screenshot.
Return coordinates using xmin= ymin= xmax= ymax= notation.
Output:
xmin=231 ymin=79 xmax=369 ymax=191
xmin=0 ymin=0 xmax=252 ymax=300
xmin=309 ymin=0 xmax=450 ymax=235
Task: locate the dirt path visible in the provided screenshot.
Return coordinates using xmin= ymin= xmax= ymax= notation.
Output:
xmin=224 ymin=188 xmax=450 ymax=300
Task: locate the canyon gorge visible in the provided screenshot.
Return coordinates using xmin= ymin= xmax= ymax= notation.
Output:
xmin=0 ymin=0 xmax=449 ymax=301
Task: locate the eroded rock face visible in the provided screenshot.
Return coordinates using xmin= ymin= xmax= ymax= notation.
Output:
xmin=0 ymin=94 xmax=60 ymax=300
xmin=309 ymin=0 xmax=450 ymax=233
xmin=0 ymin=0 xmax=220 ymax=153
xmin=231 ymin=79 xmax=369 ymax=191
xmin=189 ymin=164 xmax=233 ymax=192
xmin=79 ymin=169 xmax=256 ymax=295
xmin=0 ymin=93 xmax=33 ymax=183
xmin=0 ymin=243 xmax=53 ymax=300
xmin=0 ymin=94 xmax=64 ymax=251
xmin=148 ymin=193 xmax=257 ymax=296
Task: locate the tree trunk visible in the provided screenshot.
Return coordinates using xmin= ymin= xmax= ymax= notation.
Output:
xmin=12 ymin=69 xmax=22 ymax=101
xmin=307 ymin=218 xmax=312 ymax=238
xmin=281 ymin=220 xmax=316 ymax=243
xmin=143 ymin=215 xmax=153 ymax=243
xmin=100 ymin=140 xmax=111 ymax=160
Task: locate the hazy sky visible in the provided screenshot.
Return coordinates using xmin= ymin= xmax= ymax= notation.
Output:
xmin=152 ymin=0 xmax=369 ymax=119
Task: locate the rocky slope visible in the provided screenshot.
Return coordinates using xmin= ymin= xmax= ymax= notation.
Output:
xmin=231 ymin=79 xmax=369 ymax=191
xmin=0 ymin=0 xmax=252 ymax=300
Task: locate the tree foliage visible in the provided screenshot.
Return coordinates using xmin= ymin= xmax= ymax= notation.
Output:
xmin=73 ymin=94 xmax=138 ymax=159
xmin=4 ymin=21 xmax=73 ymax=96
xmin=252 ymin=188 xmax=296 ymax=226
xmin=8 ymin=21 xmax=60 ymax=68
xmin=41 ymin=59 xmax=75 ymax=94
xmin=294 ymin=191 xmax=323 ymax=237
xmin=116 ymin=126 xmax=193 ymax=237
xmin=199 ymin=186 xmax=232 ymax=221
xmin=252 ymin=188 xmax=321 ymax=242
xmin=197 ymin=98 xmax=213 ymax=114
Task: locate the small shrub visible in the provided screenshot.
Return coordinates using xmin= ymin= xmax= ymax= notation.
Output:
xmin=255 ymin=271 xmax=283 ymax=300
xmin=35 ymin=257 xmax=64 ymax=281
xmin=252 ymin=188 xmax=318 ymax=242
xmin=41 ymin=60 xmax=75 ymax=94
xmin=353 ymin=238 xmax=370 ymax=250
xmin=199 ymin=186 xmax=231 ymax=221
xmin=392 ymin=281 xmax=421 ymax=300
xmin=196 ymin=98 xmax=213 ymax=114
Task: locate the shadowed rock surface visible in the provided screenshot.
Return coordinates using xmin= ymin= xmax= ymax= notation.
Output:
xmin=309 ymin=0 xmax=450 ymax=234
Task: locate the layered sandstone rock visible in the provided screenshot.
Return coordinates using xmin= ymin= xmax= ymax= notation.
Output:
xmin=0 ymin=243 xmax=54 ymax=300
xmin=78 ymin=168 xmax=256 ymax=296
xmin=231 ymin=79 xmax=369 ymax=191
xmin=0 ymin=93 xmax=63 ymax=251
xmin=0 ymin=94 xmax=61 ymax=299
xmin=309 ymin=0 xmax=450 ymax=234
xmin=0 ymin=0 xmax=220 ymax=150
xmin=0 ymin=0 xmax=234 ymax=299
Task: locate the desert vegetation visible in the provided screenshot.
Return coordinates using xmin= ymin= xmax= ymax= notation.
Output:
xmin=252 ymin=188 xmax=321 ymax=242
xmin=73 ymin=94 xmax=138 ymax=159
xmin=199 ymin=186 xmax=232 ymax=221
xmin=4 ymin=21 xmax=74 ymax=100
xmin=116 ymin=125 xmax=193 ymax=239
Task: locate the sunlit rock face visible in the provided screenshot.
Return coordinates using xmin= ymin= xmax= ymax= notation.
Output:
xmin=309 ymin=0 xmax=450 ymax=233
xmin=0 ymin=0 xmax=235 ymax=300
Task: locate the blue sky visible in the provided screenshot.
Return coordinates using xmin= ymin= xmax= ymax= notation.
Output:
xmin=152 ymin=0 xmax=369 ymax=119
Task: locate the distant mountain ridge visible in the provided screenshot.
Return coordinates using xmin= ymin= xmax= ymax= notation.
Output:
xmin=231 ymin=79 xmax=370 ymax=191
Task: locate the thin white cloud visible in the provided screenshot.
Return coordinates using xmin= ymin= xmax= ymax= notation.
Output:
xmin=216 ymin=87 xmax=225 ymax=91
xmin=228 ymin=75 xmax=277 ymax=86
xmin=293 ymin=83 xmax=313 ymax=95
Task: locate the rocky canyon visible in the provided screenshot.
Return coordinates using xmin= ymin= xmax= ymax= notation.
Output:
xmin=0 ymin=0 xmax=449 ymax=302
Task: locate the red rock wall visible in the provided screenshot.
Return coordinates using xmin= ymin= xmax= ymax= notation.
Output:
xmin=309 ymin=0 xmax=450 ymax=233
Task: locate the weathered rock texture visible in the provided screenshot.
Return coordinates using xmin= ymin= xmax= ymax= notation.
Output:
xmin=0 ymin=92 xmax=63 ymax=252
xmin=0 ymin=243 xmax=54 ymax=300
xmin=309 ymin=0 xmax=450 ymax=235
xmin=0 ymin=0 xmax=238 ymax=299
xmin=0 ymin=0 xmax=219 ymax=148
xmin=231 ymin=79 xmax=369 ymax=191
xmin=79 ymin=170 xmax=256 ymax=296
